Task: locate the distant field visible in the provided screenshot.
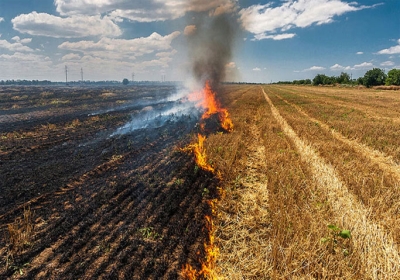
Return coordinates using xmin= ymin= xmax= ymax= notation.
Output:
xmin=1 ymin=84 xmax=400 ymax=279
xmin=211 ymin=85 xmax=400 ymax=279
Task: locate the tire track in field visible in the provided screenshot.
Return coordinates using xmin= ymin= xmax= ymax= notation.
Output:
xmin=272 ymin=92 xmax=400 ymax=183
xmin=262 ymin=87 xmax=400 ymax=279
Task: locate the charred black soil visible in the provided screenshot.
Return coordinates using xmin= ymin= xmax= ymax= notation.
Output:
xmin=0 ymin=85 xmax=220 ymax=279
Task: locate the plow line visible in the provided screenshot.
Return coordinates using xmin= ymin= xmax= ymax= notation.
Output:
xmin=262 ymin=87 xmax=400 ymax=279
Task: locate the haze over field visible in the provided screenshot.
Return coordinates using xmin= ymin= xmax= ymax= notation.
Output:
xmin=0 ymin=0 xmax=399 ymax=83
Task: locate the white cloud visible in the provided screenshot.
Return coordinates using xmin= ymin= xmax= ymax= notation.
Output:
xmin=253 ymin=67 xmax=261 ymax=71
xmin=377 ymin=39 xmax=400 ymax=55
xmin=54 ymin=0 xmax=237 ymax=21
xmin=354 ymin=62 xmax=373 ymax=69
xmin=11 ymin=36 xmax=32 ymax=44
xmin=156 ymin=50 xmax=177 ymax=58
xmin=330 ymin=63 xmax=352 ymax=71
xmin=252 ymin=33 xmax=296 ymax=41
xmin=58 ymin=32 xmax=180 ymax=57
xmin=0 ymin=52 xmax=54 ymax=80
xmin=184 ymin=25 xmax=197 ymax=36
xmin=57 ymin=32 xmax=180 ymax=74
xmin=356 ymin=51 xmax=363 ymax=55
xmin=62 ymin=53 xmax=81 ymax=61
xmin=226 ymin=62 xmax=236 ymax=69
xmin=380 ymin=61 xmax=394 ymax=67
xmin=303 ymin=66 xmax=326 ymax=71
xmin=12 ymin=12 xmax=122 ymax=38
xmin=0 ymin=39 xmax=34 ymax=52
xmin=0 ymin=52 xmax=50 ymax=63
xmin=239 ymin=0 xmax=378 ymax=40
xmin=0 ymin=17 xmax=4 ymax=23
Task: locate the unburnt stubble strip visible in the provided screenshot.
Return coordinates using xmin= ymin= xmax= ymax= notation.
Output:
xmin=213 ymin=86 xmax=360 ymax=279
xmin=262 ymin=87 xmax=400 ymax=279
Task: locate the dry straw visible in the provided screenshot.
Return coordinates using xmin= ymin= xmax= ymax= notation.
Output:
xmin=262 ymin=87 xmax=400 ymax=279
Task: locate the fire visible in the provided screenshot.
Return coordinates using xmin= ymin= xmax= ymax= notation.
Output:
xmin=193 ymin=134 xmax=215 ymax=173
xmin=181 ymin=80 xmax=233 ymax=279
xmin=181 ymin=264 xmax=198 ymax=279
xmin=188 ymin=81 xmax=234 ymax=134
xmin=219 ymin=109 xmax=233 ymax=133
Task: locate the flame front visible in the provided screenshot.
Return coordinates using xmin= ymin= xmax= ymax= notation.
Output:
xmin=188 ymin=81 xmax=234 ymax=134
xmin=181 ymin=81 xmax=233 ymax=279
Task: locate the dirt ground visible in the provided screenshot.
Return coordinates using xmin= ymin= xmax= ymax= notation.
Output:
xmin=0 ymin=85 xmax=220 ymax=279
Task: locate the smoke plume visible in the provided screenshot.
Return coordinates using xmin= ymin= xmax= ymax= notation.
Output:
xmin=185 ymin=4 xmax=238 ymax=89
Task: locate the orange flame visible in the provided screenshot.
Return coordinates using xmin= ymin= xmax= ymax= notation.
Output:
xmin=181 ymin=81 xmax=233 ymax=279
xmin=181 ymin=264 xmax=198 ymax=280
xmin=193 ymin=134 xmax=215 ymax=173
xmin=188 ymin=81 xmax=234 ymax=133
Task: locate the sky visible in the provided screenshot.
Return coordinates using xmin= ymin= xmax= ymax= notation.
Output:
xmin=0 ymin=0 xmax=399 ymax=83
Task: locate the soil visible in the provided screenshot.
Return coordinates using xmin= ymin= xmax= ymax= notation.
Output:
xmin=0 ymin=85 xmax=219 ymax=279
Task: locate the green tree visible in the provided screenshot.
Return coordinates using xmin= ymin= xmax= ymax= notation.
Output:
xmin=313 ymin=74 xmax=329 ymax=86
xmin=363 ymin=68 xmax=386 ymax=88
xmin=385 ymin=69 xmax=400 ymax=86
xmin=337 ymin=72 xmax=351 ymax=84
xmin=122 ymin=78 xmax=129 ymax=85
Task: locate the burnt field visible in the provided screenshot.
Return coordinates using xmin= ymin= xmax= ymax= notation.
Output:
xmin=0 ymin=85 xmax=220 ymax=279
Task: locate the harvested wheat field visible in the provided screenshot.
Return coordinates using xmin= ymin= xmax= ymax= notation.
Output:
xmin=1 ymin=84 xmax=400 ymax=279
xmin=211 ymin=84 xmax=400 ymax=279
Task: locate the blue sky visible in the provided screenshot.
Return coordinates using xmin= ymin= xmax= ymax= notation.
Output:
xmin=0 ymin=0 xmax=399 ymax=83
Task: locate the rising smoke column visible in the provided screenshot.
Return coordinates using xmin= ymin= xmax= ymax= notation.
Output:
xmin=185 ymin=6 xmax=238 ymax=89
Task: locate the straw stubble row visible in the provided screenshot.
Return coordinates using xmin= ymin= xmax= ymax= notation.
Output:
xmin=262 ymin=87 xmax=400 ymax=279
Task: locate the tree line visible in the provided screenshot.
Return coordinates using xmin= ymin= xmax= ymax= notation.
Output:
xmin=276 ymin=68 xmax=400 ymax=88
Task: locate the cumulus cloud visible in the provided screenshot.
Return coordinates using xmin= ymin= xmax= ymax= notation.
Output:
xmin=356 ymin=51 xmax=363 ymax=55
xmin=354 ymin=62 xmax=373 ymax=69
xmin=57 ymin=32 xmax=180 ymax=74
xmin=303 ymin=66 xmax=326 ymax=71
xmin=0 ymin=39 xmax=34 ymax=52
xmin=58 ymin=32 xmax=180 ymax=56
xmin=330 ymin=63 xmax=352 ymax=71
xmin=239 ymin=0 xmax=379 ymax=40
xmin=11 ymin=36 xmax=32 ymax=44
xmin=380 ymin=61 xmax=394 ymax=67
xmin=0 ymin=52 xmax=54 ymax=80
xmin=253 ymin=33 xmax=296 ymax=41
xmin=0 ymin=17 xmax=4 ymax=23
xmin=54 ymin=0 xmax=237 ymax=21
xmin=62 ymin=53 xmax=81 ymax=61
xmin=377 ymin=39 xmax=400 ymax=55
xmin=184 ymin=25 xmax=197 ymax=36
xmin=12 ymin=12 xmax=122 ymax=38
xmin=253 ymin=67 xmax=261 ymax=71
xmin=0 ymin=52 xmax=51 ymax=63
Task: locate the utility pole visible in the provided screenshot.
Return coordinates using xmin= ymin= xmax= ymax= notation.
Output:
xmin=132 ymin=72 xmax=135 ymax=83
xmin=65 ymin=65 xmax=68 ymax=86
xmin=81 ymin=68 xmax=83 ymax=83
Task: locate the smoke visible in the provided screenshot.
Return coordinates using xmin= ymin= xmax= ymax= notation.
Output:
xmin=185 ymin=2 xmax=239 ymax=89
